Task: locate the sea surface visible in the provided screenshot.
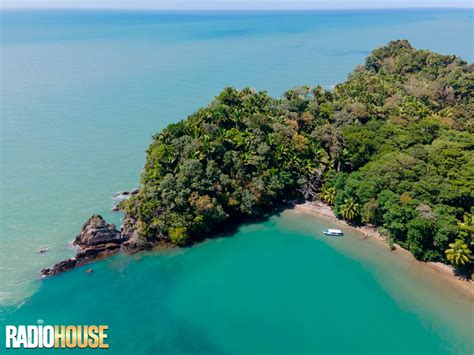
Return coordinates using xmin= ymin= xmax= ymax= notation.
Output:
xmin=0 ymin=9 xmax=473 ymax=354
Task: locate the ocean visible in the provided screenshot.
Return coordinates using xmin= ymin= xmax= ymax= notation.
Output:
xmin=1 ymin=8 xmax=473 ymax=353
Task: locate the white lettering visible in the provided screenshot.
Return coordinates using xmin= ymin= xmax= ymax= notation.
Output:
xmin=5 ymin=325 xmax=17 ymax=348
xmin=27 ymin=326 xmax=39 ymax=348
xmin=43 ymin=325 xmax=54 ymax=348
xmin=17 ymin=325 xmax=27 ymax=348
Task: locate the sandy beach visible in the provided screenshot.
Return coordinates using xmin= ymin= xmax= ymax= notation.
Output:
xmin=293 ymin=201 xmax=474 ymax=301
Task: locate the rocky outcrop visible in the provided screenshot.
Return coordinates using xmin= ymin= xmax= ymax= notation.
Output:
xmin=111 ymin=204 xmax=121 ymax=212
xmin=40 ymin=210 xmax=171 ymax=277
xmin=112 ymin=189 xmax=139 ymax=211
xmin=41 ymin=215 xmax=127 ymax=277
xmin=42 ymin=258 xmax=78 ymax=275
xmin=121 ymin=213 xmax=160 ymax=251
xmin=113 ymin=189 xmax=139 ymax=200
xmin=74 ymin=215 xmax=125 ymax=246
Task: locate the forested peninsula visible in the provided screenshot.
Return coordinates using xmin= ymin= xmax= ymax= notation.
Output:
xmin=43 ymin=41 xmax=474 ymax=277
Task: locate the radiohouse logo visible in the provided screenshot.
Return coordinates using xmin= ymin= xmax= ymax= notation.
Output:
xmin=4 ymin=320 xmax=109 ymax=349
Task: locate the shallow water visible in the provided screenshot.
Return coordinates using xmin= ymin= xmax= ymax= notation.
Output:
xmin=1 ymin=8 xmax=473 ymax=354
xmin=1 ymin=211 xmax=472 ymax=353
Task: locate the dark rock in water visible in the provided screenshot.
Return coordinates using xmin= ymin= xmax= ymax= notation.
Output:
xmin=41 ymin=258 xmax=77 ymax=276
xmin=74 ymin=215 xmax=124 ymax=247
xmin=40 ymin=211 xmax=165 ymax=277
xmin=121 ymin=214 xmax=138 ymax=242
xmin=113 ymin=188 xmax=139 ymax=199
xmin=122 ymin=238 xmax=154 ymax=251
xmin=41 ymin=215 xmax=128 ymax=277
xmin=111 ymin=204 xmax=121 ymax=212
xmin=121 ymin=213 xmax=156 ymax=251
xmin=104 ymin=243 xmax=121 ymax=250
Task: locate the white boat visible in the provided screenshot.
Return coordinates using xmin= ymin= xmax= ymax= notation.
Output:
xmin=323 ymin=229 xmax=343 ymax=236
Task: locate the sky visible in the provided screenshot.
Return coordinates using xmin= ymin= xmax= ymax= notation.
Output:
xmin=1 ymin=0 xmax=471 ymax=9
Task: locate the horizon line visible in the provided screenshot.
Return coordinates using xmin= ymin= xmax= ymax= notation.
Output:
xmin=1 ymin=6 xmax=472 ymax=11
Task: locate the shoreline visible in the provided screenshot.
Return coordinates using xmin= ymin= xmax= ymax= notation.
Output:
xmin=40 ymin=201 xmax=474 ymax=302
xmin=292 ymin=201 xmax=474 ymax=301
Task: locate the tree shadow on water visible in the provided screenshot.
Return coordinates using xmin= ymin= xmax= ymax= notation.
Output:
xmin=189 ymin=198 xmax=300 ymax=245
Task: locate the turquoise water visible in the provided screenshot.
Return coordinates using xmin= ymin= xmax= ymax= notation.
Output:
xmin=1 ymin=9 xmax=473 ymax=353
xmin=1 ymin=211 xmax=473 ymax=353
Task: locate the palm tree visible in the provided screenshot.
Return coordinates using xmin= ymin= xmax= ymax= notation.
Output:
xmin=445 ymin=239 xmax=472 ymax=266
xmin=339 ymin=197 xmax=360 ymax=222
xmin=319 ymin=185 xmax=336 ymax=206
xmin=458 ymin=214 xmax=474 ymax=245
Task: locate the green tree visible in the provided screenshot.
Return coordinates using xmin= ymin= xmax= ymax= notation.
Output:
xmin=458 ymin=214 xmax=474 ymax=245
xmin=120 ymin=40 xmax=474 ymax=276
xmin=169 ymin=227 xmax=190 ymax=246
xmin=445 ymin=239 xmax=472 ymax=266
xmin=339 ymin=198 xmax=360 ymax=222
xmin=319 ymin=185 xmax=336 ymax=206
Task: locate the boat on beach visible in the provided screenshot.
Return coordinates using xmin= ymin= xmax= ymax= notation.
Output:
xmin=323 ymin=229 xmax=343 ymax=236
